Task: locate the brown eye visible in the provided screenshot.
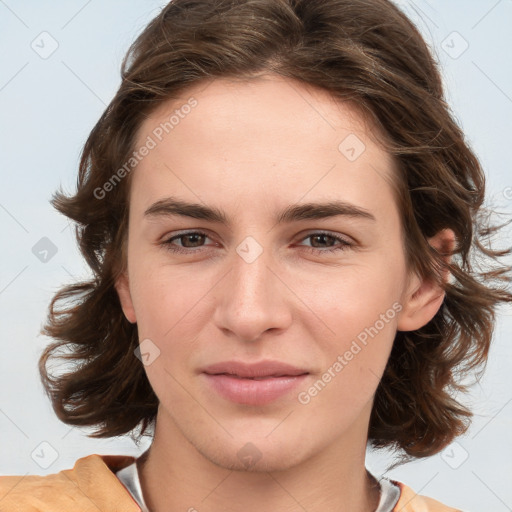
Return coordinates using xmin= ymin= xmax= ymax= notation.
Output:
xmin=176 ymin=233 xmax=206 ymax=248
xmin=162 ymin=231 xmax=213 ymax=253
xmin=300 ymin=232 xmax=353 ymax=254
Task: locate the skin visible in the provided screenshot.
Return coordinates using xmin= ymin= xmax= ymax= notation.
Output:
xmin=115 ymin=74 xmax=454 ymax=512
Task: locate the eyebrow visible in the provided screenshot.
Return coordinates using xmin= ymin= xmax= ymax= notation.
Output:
xmin=144 ymin=197 xmax=376 ymax=225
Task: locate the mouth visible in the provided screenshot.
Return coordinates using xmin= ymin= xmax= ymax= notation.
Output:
xmin=213 ymin=374 xmax=303 ymax=380
xmin=200 ymin=360 xmax=310 ymax=405
xmin=201 ymin=360 xmax=309 ymax=378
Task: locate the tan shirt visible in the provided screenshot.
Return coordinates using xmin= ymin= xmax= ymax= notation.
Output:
xmin=0 ymin=454 xmax=462 ymax=511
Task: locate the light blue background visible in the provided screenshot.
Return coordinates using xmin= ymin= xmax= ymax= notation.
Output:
xmin=0 ymin=1 xmax=511 ymax=511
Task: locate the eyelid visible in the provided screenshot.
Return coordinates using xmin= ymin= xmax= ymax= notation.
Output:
xmin=298 ymin=229 xmax=354 ymax=245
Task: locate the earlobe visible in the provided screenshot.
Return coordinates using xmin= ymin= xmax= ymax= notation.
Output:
xmin=115 ymin=271 xmax=137 ymax=324
xmin=396 ymin=228 xmax=455 ymax=332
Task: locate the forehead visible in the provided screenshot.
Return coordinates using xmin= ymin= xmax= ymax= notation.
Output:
xmin=135 ymin=75 xmax=383 ymax=150
xmin=130 ymin=75 xmax=399 ymax=221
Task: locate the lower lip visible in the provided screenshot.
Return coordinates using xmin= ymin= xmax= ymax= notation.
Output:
xmin=202 ymin=373 xmax=309 ymax=405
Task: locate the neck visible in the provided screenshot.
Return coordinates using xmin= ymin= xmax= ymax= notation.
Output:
xmin=137 ymin=411 xmax=380 ymax=512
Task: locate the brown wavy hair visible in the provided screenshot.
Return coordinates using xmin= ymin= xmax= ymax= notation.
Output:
xmin=39 ymin=0 xmax=512 ymax=459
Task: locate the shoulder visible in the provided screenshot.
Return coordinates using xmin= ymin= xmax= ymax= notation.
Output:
xmin=0 ymin=454 xmax=141 ymax=512
xmin=394 ymin=481 xmax=463 ymax=511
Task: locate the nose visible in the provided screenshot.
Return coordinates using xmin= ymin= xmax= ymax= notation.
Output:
xmin=212 ymin=243 xmax=293 ymax=343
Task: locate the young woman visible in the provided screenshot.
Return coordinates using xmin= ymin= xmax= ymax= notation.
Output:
xmin=1 ymin=0 xmax=510 ymax=510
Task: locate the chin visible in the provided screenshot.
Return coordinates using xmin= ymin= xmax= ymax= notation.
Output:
xmin=195 ymin=437 xmax=309 ymax=473
xmin=169 ymin=412 xmax=313 ymax=473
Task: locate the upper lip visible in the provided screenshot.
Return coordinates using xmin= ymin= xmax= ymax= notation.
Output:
xmin=201 ymin=360 xmax=309 ymax=378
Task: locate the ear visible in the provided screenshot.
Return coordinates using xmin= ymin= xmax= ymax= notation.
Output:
xmin=397 ymin=228 xmax=455 ymax=332
xmin=115 ymin=271 xmax=137 ymax=324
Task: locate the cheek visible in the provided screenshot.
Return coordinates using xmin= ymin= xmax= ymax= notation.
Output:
xmin=297 ymin=258 xmax=404 ymax=393
xmin=303 ymin=255 xmax=405 ymax=337
xmin=297 ymin=304 xmax=398 ymax=417
xmin=128 ymin=262 xmax=214 ymax=388
xmin=128 ymin=266 xmax=208 ymax=397
xmin=130 ymin=261 xmax=209 ymax=335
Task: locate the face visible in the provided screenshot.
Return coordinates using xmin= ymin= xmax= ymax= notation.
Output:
xmin=116 ymin=74 xmax=444 ymax=472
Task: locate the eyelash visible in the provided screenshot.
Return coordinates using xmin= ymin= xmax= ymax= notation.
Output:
xmin=161 ymin=230 xmax=353 ymax=255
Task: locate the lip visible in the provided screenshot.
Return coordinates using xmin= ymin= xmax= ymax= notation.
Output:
xmin=201 ymin=360 xmax=310 ymax=405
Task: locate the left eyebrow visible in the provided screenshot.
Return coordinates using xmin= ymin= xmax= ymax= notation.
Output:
xmin=143 ymin=196 xmax=376 ymax=226
xmin=276 ymin=201 xmax=376 ymax=223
